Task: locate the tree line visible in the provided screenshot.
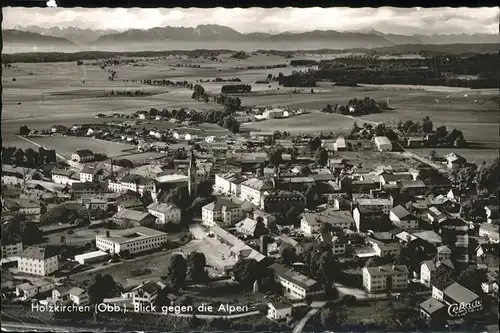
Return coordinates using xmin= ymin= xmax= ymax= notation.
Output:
xmin=221 ymin=85 xmax=252 ymax=93
xmin=101 ymin=90 xmax=153 ymax=98
xmin=2 ymin=145 xmax=53 ymax=169
xmin=141 ymin=79 xmax=191 ymax=88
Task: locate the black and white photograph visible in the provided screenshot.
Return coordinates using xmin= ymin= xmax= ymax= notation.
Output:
xmin=1 ymin=6 xmax=499 ymax=333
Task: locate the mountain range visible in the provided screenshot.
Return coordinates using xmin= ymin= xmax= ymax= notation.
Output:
xmin=6 ymin=24 xmax=500 ymax=49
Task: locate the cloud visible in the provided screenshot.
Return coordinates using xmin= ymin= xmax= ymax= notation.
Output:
xmin=3 ymin=7 xmax=499 ymax=35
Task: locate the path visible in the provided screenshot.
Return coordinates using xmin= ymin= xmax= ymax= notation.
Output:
xmin=292 ymin=301 xmax=326 ymax=333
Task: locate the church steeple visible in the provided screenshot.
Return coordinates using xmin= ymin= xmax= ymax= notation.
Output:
xmin=188 ymin=150 xmax=197 ymax=197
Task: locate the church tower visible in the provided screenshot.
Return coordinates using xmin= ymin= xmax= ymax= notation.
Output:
xmin=188 ymin=150 xmax=197 ymax=197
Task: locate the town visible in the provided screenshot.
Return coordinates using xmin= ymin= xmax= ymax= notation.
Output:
xmin=2 ymin=105 xmax=499 ymax=332
xmin=2 ymin=6 xmax=499 ymax=333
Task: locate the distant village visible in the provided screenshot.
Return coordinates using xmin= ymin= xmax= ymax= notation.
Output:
xmin=1 ymin=105 xmax=499 ymax=332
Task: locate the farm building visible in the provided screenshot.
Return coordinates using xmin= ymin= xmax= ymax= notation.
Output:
xmin=374 ymin=136 xmax=392 ymax=152
xmin=71 ymin=150 xmax=95 ymax=163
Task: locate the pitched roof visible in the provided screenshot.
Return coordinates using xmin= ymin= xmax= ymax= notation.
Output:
xmin=202 ymin=198 xmax=240 ymax=212
xmin=21 ymin=246 xmax=59 ymax=260
xmin=364 ymin=265 xmax=409 ymax=276
xmin=51 ymin=168 xmax=75 ymax=177
xmin=75 ymin=149 xmax=94 ymax=156
xmin=269 ymin=263 xmax=318 ymax=290
xmin=269 ymin=301 xmax=292 ymax=311
xmin=241 ymin=178 xmax=274 ymax=191
xmin=113 ymin=209 xmax=153 ymax=222
xmin=121 ymin=174 xmax=152 ymax=185
xmin=443 ymin=282 xmax=479 ymax=304
xmin=147 ymin=202 xmax=179 ymax=213
xmin=390 ymin=205 xmax=412 ymax=219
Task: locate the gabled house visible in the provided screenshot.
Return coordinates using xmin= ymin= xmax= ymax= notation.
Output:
xmin=71 ymin=149 xmax=95 ymax=163
xmin=267 ymin=302 xmax=293 ymax=320
xmin=390 ymin=205 xmax=419 ymax=230
xmin=420 ymin=259 xmax=455 ymax=287
xmin=445 ymin=153 xmax=466 ymax=170
xmin=122 ymin=280 xmax=166 ymax=306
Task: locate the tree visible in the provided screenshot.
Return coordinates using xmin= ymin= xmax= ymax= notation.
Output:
xmin=304 ymin=185 xmax=319 ymax=209
xmin=422 ymin=116 xmax=433 ymax=133
xmin=319 ymin=222 xmax=333 ymax=235
xmin=223 ymin=115 xmax=240 ymax=134
xmin=166 ymin=254 xmax=188 ymax=290
xmin=350 ymin=122 xmax=361 ymax=135
xmin=474 ymin=158 xmax=500 ymax=195
xmin=88 ymin=274 xmax=121 ymax=304
xmin=317 ymin=250 xmax=335 ymax=282
xmin=188 ymin=252 xmax=208 ymax=285
xmin=12 ymin=149 xmax=25 ymax=166
xmin=300 ymin=165 xmax=311 ymax=176
xmin=141 ymin=191 xmax=154 ymax=207
xmin=19 ymin=125 xmax=30 ymax=136
xmin=374 ymin=123 xmax=387 ymax=137
xmin=232 ymin=258 xmax=268 ymax=291
xmin=435 ymin=125 xmax=448 ymax=140
xmin=268 ymin=149 xmax=283 ymax=167
xmin=449 ymin=164 xmax=477 ymax=192
xmin=24 ymin=148 xmax=40 ymax=168
xmin=253 ymin=218 xmax=268 ymax=238
xmin=308 ymin=137 xmax=322 ymax=152
xmin=315 ymin=147 xmax=328 ymax=166
xmin=164 ymin=186 xmax=192 ymax=211
xmin=457 ymin=265 xmax=487 ymax=294
xmin=285 ymin=206 xmax=300 ymax=226
xmin=279 ymin=245 xmax=297 ymax=265
xmin=191 ymin=84 xmax=206 ymax=101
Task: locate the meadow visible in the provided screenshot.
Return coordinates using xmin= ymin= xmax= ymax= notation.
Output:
xmin=2 ymin=53 xmax=498 ymax=158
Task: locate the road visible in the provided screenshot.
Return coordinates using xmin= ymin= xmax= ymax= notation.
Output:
xmin=1 ymin=321 xmax=95 ymax=332
xmin=292 ymin=301 xmax=326 ymax=333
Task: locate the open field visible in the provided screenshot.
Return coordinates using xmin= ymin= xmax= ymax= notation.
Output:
xmin=25 ymin=136 xmax=134 ymax=159
xmin=410 ymin=148 xmax=499 ymax=165
xmin=2 ymin=57 xmax=498 ymax=155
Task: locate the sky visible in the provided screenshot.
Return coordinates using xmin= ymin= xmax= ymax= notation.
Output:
xmin=4 ymin=7 xmax=499 ymax=35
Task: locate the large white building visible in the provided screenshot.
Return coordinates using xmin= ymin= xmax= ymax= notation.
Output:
xmin=214 ymin=173 xmax=243 ymax=196
xmin=239 ymin=178 xmax=274 ymax=206
xmin=1 ymin=241 xmax=23 ymax=258
xmin=202 ymin=199 xmax=242 ymax=227
xmin=51 ymin=168 xmax=79 ymax=185
xmin=95 ymin=227 xmax=168 ymax=255
xmin=374 ymin=136 xmax=392 ymax=152
xmin=147 ymin=202 xmax=182 ymax=224
xmin=108 ymin=174 xmax=155 ymax=196
xmin=300 ymin=209 xmax=355 ymax=237
xmin=362 ymin=265 xmax=409 ymax=293
xmin=18 ymin=246 xmax=59 ymax=276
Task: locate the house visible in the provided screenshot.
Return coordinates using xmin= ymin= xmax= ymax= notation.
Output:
xmin=475 ymin=244 xmax=499 ymax=270
xmin=1 ymin=241 xmax=23 ymax=258
xmin=390 ymin=205 xmax=419 ymax=230
xmin=379 ymin=173 xmax=414 ymax=186
xmin=147 ymin=202 xmax=182 ymax=224
xmin=479 ymin=223 xmax=499 ymax=243
xmin=253 ymin=210 xmax=276 ymax=228
xmin=316 ymin=232 xmax=348 ymax=256
xmin=374 ymin=136 xmax=392 ymax=152
xmin=202 ymin=198 xmax=242 ymax=227
xmin=71 ymin=182 xmax=107 ymax=199
xmin=334 ymin=136 xmax=347 ymax=151
xmin=445 ymin=153 xmax=466 ymax=170
xmin=354 ymin=197 xmax=393 ymax=215
xmin=420 ymin=259 xmax=455 ymax=287
xmin=16 ymin=279 xmax=55 ymax=301
xmin=406 ymin=137 xmax=427 ymax=148
xmin=484 ymin=205 xmax=499 ymax=224
xmin=353 ymin=207 xmax=387 ymax=233
xmin=427 ymin=206 xmax=448 ymax=224
xmin=269 ymin=263 xmax=321 ymax=300
xmin=261 ymin=191 xmax=305 ymax=213
xmin=52 ymin=285 xmax=72 ymax=303
xmin=109 ymin=174 xmax=155 ymax=196
xmin=122 ymin=280 xmax=166 ymax=306
xmin=419 ymin=297 xmax=447 ymax=320
xmin=301 ymin=209 xmax=355 ymax=236
xmin=399 ymin=180 xmax=427 ymax=196
xmin=362 ymin=265 xmax=409 ymax=292
xmin=80 ymin=166 xmax=104 ymax=183
xmin=112 ymin=209 xmax=156 ymax=228
xmin=432 ymin=281 xmax=480 ymax=309
xmin=481 ymin=271 xmax=499 ymax=294
xmin=71 ymin=149 xmax=95 ymax=163
xmin=436 ymin=245 xmax=452 ymax=261
xmin=239 ymin=178 xmax=275 ymax=206
xmin=18 ymin=246 xmax=59 ymax=276
xmin=51 ymin=168 xmax=79 ymax=185
xmin=235 ymin=217 xmax=266 ymax=237
xmin=214 ymin=172 xmax=244 ymax=196
xmin=96 ymin=227 xmax=168 ymax=255
xmin=69 ymin=287 xmax=90 ymax=306
xmin=267 ymin=302 xmax=293 ymax=320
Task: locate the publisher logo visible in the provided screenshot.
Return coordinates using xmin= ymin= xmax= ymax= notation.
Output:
xmin=447 ymin=300 xmax=483 ymax=317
